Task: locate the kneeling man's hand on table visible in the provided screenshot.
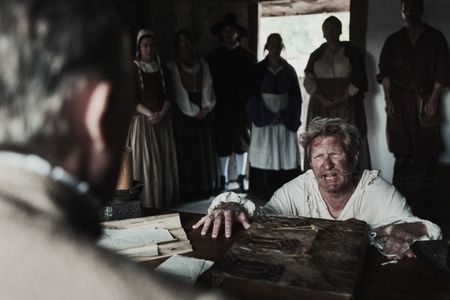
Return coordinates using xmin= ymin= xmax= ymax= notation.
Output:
xmin=192 ymin=192 xmax=254 ymax=238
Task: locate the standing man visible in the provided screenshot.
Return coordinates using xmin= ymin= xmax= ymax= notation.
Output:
xmin=0 ymin=0 xmax=221 ymax=298
xmin=207 ymin=13 xmax=257 ymax=192
xmin=377 ymin=0 xmax=450 ymax=189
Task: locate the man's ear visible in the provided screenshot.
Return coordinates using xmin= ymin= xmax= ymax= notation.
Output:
xmin=84 ymin=81 xmax=111 ymax=152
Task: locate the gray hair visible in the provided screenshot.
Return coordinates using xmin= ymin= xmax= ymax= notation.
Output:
xmin=300 ymin=117 xmax=360 ymax=158
xmin=0 ymin=0 xmax=131 ymax=152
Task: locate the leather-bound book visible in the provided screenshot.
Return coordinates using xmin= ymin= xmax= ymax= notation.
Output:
xmin=211 ymin=215 xmax=368 ymax=300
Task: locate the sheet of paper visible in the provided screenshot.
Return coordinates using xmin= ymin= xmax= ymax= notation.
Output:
xmin=98 ymin=225 xmax=175 ymax=251
xmin=118 ymin=244 xmax=158 ymax=257
xmin=155 ymin=255 xmax=214 ymax=285
xmin=100 ymin=213 xmax=193 ymax=261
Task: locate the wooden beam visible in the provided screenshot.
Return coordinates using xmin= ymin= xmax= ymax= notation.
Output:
xmin=350 ymin=0 xmax=368 ymax=50
xmin=248 ymin=3 xmax=260 ymax=53
xmin=261 ymin=0 xmax=349 ymax=17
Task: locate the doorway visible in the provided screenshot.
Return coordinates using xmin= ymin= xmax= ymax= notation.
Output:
xmin=258 ymin=1 xmax=351 ymax=168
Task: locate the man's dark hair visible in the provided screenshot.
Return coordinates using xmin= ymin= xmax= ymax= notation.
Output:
xmin=174 ymin=30 xmax=193 ymax=52
xmin=0 ymin=0 xmax=132 ymax=153
xmin=401 ymin=0 xmax=424 ymax=14
xmin=264 ymin=33 xmax=285 ymax=51
xmin=322 ymin=16 xmax=342 ymax=35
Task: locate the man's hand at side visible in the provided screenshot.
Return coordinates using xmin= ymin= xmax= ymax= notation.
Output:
xmin=376 ymin=222 xmax=427 ymax=260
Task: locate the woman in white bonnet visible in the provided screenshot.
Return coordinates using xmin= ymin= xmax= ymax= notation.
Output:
xmin=127 ymin=29 xmax=180 ymax=208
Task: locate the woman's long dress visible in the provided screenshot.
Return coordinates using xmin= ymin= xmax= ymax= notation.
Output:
xmin=304 ymin=42 xmax=370 ymax=170
xmin=167 ymin=58 xmax=218 ymax=201
xmin=127 ymin=62 xmax=179 ymax=208
xmin=247 ymin=58 xmax=302 ymax=200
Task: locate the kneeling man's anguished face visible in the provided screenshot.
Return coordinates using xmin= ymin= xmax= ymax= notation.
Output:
xmin=310 ymin=135 xmax=356 ymax=194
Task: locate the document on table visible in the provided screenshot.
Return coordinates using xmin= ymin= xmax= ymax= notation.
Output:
xmin=98 ymin=224 xmax=175 ymax=256
xmin=99 ymin=213 xmax=193 ymax=261
xmin=155 ymin=255 xmax=214 ymax=285
xmin=118 ymin=245 xmax=159 ymax=257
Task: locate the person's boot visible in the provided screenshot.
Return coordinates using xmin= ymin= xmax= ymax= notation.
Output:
xmin=219 ymin=176 xmax=228 ymax=192
xmin=237 ymin=174 xmax=248 ymax=192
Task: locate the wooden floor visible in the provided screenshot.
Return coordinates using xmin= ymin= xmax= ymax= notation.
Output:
xmin=173 ymin=181 xmax=239 ymax=215
xmin=173 ymin=180 xmax=269 ymax=215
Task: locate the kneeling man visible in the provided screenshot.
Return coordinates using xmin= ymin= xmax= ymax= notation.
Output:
xmin=193 ymin=117 xmax=441 ymax=260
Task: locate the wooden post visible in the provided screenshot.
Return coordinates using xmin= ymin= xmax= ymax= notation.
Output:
xmin=350 ymin=0 xmax=368 ymax=51
xmin=247 ymin=2 xmax=259 ymax=54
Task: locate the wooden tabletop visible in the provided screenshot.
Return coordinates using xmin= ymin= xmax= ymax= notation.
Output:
xmin=142 ymin=211 xmax=450 ymax=300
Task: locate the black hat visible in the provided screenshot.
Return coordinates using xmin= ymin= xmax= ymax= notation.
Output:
xmin=210 ymin=13 xmax=249 ymax=38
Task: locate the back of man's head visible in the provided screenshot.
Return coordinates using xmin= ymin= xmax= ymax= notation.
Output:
xmin=0 ymin=0 xmax=132 ymax=155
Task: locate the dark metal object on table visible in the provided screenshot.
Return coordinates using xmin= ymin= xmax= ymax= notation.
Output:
xmin=410 ymin=239 xmax=450 ymax=278
xmin=99 ymin=181 xmax=143 ymax=221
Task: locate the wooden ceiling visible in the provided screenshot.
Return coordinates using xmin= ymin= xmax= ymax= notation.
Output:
xmin=199 ymin=0 xmax=350 ymax=17
xmin=260 ymin=0 xmax=350 ymax=17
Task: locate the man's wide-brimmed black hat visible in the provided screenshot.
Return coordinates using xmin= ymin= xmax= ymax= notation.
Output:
xmin=210 ymin=12 xmax=249 ymax=38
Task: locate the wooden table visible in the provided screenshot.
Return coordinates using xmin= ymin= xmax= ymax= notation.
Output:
xmin=142 ymin=211 xmax=450 ymax=300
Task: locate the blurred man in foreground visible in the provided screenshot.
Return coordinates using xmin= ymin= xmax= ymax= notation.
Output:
xmin=0 ymin=0 xmax=221 ymax=298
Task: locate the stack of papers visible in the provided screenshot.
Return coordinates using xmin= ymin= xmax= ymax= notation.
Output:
xmin=155 ymin=255 xmax=214 ymax=285
xmin=98 ymin=225 xmax=175 ymax=257
xmin=98 ymin=213 xmax=193 ymax=261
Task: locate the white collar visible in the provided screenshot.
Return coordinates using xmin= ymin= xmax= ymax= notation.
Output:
xmin=268 ymin=64 xmax=283 ymax=75
xmin=136 ymin=60 xmax=160 ymax=73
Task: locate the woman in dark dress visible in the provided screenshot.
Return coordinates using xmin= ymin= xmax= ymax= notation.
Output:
xmin=303 ymin=16 xmax=370 ymax=171
xmin=167 ymin=30 xmax=218 ymax=201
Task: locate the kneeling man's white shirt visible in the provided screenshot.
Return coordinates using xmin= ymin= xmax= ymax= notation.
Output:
xmin=265 ymin=170 xmax=441 ymax=240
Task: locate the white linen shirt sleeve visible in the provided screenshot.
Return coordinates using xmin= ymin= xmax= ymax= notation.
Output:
xmin=356 ymin=175 xmax=441 ymax=240
xmin=166 ymin=60 xmax=200 ymax=117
